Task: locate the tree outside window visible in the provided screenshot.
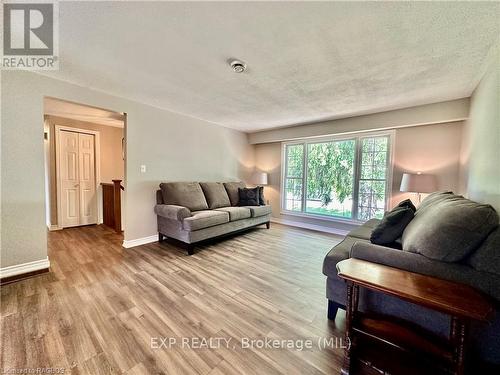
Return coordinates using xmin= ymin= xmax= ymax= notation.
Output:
xmin=283 ymin=134 xmax=391 ymax=221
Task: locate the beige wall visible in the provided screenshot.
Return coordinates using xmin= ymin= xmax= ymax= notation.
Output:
xmin=1 ymin=71 xmax=254 ymax=268
xmin=44 ymin=115 xmax=125 ymax=226
xmin=249 ymin=98 xmax=469 ymax=144
xmin=460 ymin=43 xmax=500 ymax=211
xmin=255 ymin=122 xmax=463 ymax=233
xmin=392 ymin=122 xmax=463 ymax=206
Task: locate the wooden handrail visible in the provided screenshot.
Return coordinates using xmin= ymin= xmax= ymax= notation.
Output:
xmin=112 ymin=180 xmax=122 ymax=233
xmin=101 ymin=179 xmax=123 ymax=233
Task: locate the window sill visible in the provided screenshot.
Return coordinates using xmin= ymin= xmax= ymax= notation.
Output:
xmin=280 ymin=210 xmax=364 ymax=226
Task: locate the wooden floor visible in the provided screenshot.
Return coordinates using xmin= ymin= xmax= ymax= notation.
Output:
xmin=1 ymin=223 xmax=362 ymax=374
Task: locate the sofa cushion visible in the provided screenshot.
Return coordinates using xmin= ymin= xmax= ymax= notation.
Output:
xmin=466 ymin=227 xmax=500 ymax=276
xmin=402 ymin=193 xmax=499 ymax=262
xmin=160 ymin=182 xmax=208 ymax=211
xmin=370 ymin=206 xmax=414 ymax=245
xmin=200 ymin=182 xmax=231 ymax=209
xmin=323 ymin=236 xmax=368 ymax=277
xmin=238 ymin=187 xmax=260 ymax=206
xmin=245 ymin=205 xmax=272 ymax=218
xmin=223 ymin=181 xmax=246 ymax=206
xmin=215 ymin=207 xmax=251 ymax=221
xmin=182 ymin=210 xmax=229 ymax=231
xmin=348 ymin=218 xmax=380 ymax=240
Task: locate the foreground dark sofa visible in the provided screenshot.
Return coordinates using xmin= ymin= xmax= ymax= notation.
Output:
xmin=322 ymin=192 xmax=500 ymax=365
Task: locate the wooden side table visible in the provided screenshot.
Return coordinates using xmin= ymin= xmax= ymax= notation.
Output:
xmin=337 ymin=259 xmax=493 ymax=375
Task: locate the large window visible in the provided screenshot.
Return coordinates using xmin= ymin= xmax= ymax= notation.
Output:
xmin=282 ymin=133 xmax=392 ymax=221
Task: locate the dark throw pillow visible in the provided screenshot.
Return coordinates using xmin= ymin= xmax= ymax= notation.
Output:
xmin=395 ymin=198 xmax=416 ymax=213
xmin=238 ymin=187 xmax=260 ymax=206
xmin=258 ymin=186 xmax=265 ymax=205
xmin=370 ymin=206 xmax=415 ymax=245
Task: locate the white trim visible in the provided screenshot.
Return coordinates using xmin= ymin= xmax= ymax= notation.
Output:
xmin=279 ymin=209 xmax=364 ymax=225
xmin=48 ymin=224 xmax=62 ymax=231
xmin=270 ymin=217 xmax=350 ymax=237
xmin=0 ymin=258 xmax=51 ymax=278
xmin=55 ymin=125 xmax=102 ymax=227
xmin=122 ymin=235 xmax=158 ymax=248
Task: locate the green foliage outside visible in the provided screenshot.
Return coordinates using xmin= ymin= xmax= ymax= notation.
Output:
xmin=306 ymin=206 xmax=352 ymax=218
xmin=306 ymin=140 xmax=355 ymax=206
xmin=286 ymin=144 xmax=304 ymax=177
xmin=285 ymin=137 xmax=389 ymax=220
xmin=357 ymin=137 xmax=389 ymax=220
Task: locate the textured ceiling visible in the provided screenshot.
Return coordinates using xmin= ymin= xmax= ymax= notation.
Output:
xmin=43 ymin=1 xmax=499 ymax=132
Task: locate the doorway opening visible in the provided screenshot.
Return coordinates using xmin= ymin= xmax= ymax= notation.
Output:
xmin=43 ymin=97 xmax=126 ymax=238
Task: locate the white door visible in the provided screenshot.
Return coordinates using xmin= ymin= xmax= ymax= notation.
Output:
xmin=59 ymin=130 xmax=97 ymax=227
xmin=78 ymin=133 xmax=97 ymax=225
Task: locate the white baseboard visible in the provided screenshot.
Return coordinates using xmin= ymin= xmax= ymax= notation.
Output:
xmin=270 ymin=217 xmax=350 ymax=237
xmin=48 ymin=224 xmax=62 ymax=231
xmin=122 ymin=234 xmax=158 ymax=248
xmin=0 ymin=257 xmax=51 ymax=278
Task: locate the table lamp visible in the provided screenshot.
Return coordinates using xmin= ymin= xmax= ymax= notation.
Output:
xmin=400 ymin=172 xmax=437 ymax=204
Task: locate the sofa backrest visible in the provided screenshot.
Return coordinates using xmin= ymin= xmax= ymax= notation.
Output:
xmin=156 ymin=189 xmax=164 ymax=204
xmin=199 ymin=182 xmax=231 ymax=209
xmin=465 ymin=226 xmax=500 ymax=275
xmin=223 ymin=181 xmax=246 ymax=206
xmin=415 ymin=191 xmax=453 ymax=212
xmin=402 ymin=192 xmax=499 ymax=262
xmin=159 ymin=182 xmax=209 ymax=211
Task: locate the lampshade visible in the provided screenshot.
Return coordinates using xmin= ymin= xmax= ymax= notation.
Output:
xmin=400 ymin=173 xmax=437 ymax=193
xmin=251 ymin=172 xmax=268 ymax=185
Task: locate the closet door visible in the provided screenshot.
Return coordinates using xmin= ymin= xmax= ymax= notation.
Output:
xmin=60 ymin=130 xmax=81 ymax=227
xmin=78 ymin=133 xmax=97 ymax=225
xmin=58 ymin=129 xmax=98 ymax=228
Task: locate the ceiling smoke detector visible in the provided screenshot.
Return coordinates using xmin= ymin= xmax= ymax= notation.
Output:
xmin=229 ymin=59 xmax=247 ymax=73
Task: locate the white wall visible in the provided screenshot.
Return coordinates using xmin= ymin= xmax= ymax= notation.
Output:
xmin=254 ymin=122 xmax=464 ymax=234
xmin=460 ymin=43 xmax=500 ymax=211
xmin=1 ymin=71 xmax=254 ymax=268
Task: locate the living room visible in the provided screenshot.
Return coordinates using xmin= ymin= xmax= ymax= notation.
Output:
xmin=1 ymin=1 xmax=499 ymax=374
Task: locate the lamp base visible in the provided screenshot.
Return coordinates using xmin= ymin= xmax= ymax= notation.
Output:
xmin=417 ymin=192 xmax=422 ymax=205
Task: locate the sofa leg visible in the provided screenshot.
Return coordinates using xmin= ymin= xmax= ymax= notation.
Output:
xmin=187 ymin=245 xmax=195 ymax=256
xmin=328 ymin=300 xmax=340 ymax=320
xmin=266 ymin=221 xmax=270 ymax=229
xmin=158 ymin=233 xmax=164 ymax=242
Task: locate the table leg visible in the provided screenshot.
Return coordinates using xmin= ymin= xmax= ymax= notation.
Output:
xmin=353 ymin=284 xmax=359 ymax=313
xmin=341 ymin=282 xmax=359 ymax=375
xmin=450 ymin=316 xmax=468 ymax=375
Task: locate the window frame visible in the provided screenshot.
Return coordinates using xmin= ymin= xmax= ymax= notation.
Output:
xmin=280 ymin=130 xmax=395 ymax=223
xmin=283 ymin=142 xmax=305 ymax=212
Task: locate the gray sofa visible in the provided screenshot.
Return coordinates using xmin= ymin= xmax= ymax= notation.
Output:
xmin=155 ymin=181 xmax=271 ymax=254
xmin=323 ymin=192 xmax=500 ymax=365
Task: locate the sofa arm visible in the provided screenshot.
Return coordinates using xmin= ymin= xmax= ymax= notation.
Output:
xmin=349 ymin=241 xmax=478 ymax=286
xmin=154 ymin=204 xmax=191 ymax=221
xmin=350 ymin=241 xmax=500 ymax=301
